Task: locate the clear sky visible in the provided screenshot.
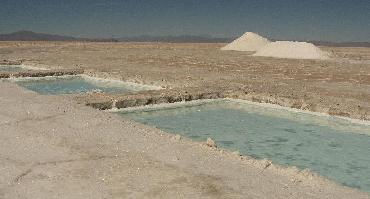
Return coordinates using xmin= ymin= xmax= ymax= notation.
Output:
xmin=0 ymin=0 xmax=369 ymax=42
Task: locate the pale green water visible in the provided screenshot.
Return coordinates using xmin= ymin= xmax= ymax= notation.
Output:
xmin=13 ymin=76 xmax=152 ymax=95
xmin=0 ymin=65 xmax=25 ymax=72
xmin=118 ymin=100 xmax=370 ymax=192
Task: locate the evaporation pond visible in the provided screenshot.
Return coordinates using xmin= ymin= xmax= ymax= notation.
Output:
xmin=0 ymin=65 xmax=26 ymax=72
xmin=13 ymin=75 xmax=156 ymax=95
xmin=118 ymin=100 xmax=370 ymax=192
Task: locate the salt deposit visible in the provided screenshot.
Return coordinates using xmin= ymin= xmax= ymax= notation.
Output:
xmin=221 ymin=32 xmax=271 ymax=51
xmin=253 ymin=41 xmax=330 ymax=60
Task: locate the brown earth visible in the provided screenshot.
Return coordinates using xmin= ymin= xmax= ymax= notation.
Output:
xmin=1 ymin=41 xmax=369 ymax=120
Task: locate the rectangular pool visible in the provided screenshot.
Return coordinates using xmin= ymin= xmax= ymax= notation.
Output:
xmin=117 ymin=99 xmax=370 ymax=193
xmin=9 ymin=75 xmax=159 ymax=95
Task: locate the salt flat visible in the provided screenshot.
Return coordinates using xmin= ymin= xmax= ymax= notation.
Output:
xmin=1 ymin=82 xmax=369 ymax=198
xmin=1 ymin=41 xmax=369 ymax=120
xmin=0 ymin=41 xmax=370 ymax=198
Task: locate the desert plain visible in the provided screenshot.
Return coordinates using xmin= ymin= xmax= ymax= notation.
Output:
xmin=0 ymin=41 xmax=370 ymax=198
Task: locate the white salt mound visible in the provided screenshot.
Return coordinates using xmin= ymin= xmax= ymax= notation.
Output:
xmin=253 ymin=41 xmax=330 ymax=60
xmin=221 ymin=32 xmax=271 ymax=51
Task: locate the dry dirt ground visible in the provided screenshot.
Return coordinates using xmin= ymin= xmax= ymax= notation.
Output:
xmin=1 ymin=42 xmax=369 ymax=120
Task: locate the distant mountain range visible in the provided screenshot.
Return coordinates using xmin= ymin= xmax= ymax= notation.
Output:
xmin=117 ymin=35 xmax=231 ymax=43
xmin=0 ymin=31 xmax=117 ymax=42
xmin=309 ymin=41 xmax=370 ymax=48
xmin=0 ymin=31 xmax=369 ymax=47
xmin=0 ymin=31 xmax=230 ymax=43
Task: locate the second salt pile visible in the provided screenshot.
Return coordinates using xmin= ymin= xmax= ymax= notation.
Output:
xmin=221 ymin=32 xmax=271 ymax=51
xmin=253 ymin=41 xmax=330 ymax=60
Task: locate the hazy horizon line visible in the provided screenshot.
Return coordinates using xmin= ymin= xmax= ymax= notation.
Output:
xmin=2 ymin=30 xmax=370 ymax=43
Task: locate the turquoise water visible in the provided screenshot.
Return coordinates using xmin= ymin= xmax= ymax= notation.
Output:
xmin=0 ymin=65 xmax=25 ymax=72
xmin=118 ymin=100 xmax=370 ymax=192
xmin=14 ymin=76 xmax=151 ymax=95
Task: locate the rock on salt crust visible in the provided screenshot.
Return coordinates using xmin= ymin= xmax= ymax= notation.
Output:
xmin=253 ymin=41 xmax=330 ymax=60
xmin=221 ymin=32 xmax=271 ymax=51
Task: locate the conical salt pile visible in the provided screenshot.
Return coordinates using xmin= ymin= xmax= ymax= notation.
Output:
xmin=221 ymin=32 xmax=271 ymax=51
xmin=253 ymin=41 xmax=330 ymax=60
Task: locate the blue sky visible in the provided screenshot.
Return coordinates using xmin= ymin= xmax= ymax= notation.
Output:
xmin=0 ymin=0 xmax=369 ymax=42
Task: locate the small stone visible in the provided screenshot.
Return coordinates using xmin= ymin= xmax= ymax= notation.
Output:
xmin=261 ymin=159 xmax=272 ymax=169
xmin=173 ymin=134 xmax=181 ymax=141
xmin=206 ymin=138 xmax=217 ymax=148
xmin=232 ymin=151 xmax=241 ymax=156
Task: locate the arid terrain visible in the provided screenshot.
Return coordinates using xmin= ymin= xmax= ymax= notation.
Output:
xmin=1 ymin=41 xmax=370 ymax=198
xmin=1 ymin=41 xmax=370 ymax=120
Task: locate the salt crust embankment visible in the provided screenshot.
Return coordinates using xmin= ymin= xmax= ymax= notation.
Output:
xmin=0 ymin=68 xmax=84 ymax=78
xmin=253 ymin=41 xmax=330 ymax=60
xmin=221 ymin=32 xmax=271 ymax=51
xmin=108 ymin=98 xmax=370 ymax=127
xmin=74 ymin=85 xmax=369 ymax=121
